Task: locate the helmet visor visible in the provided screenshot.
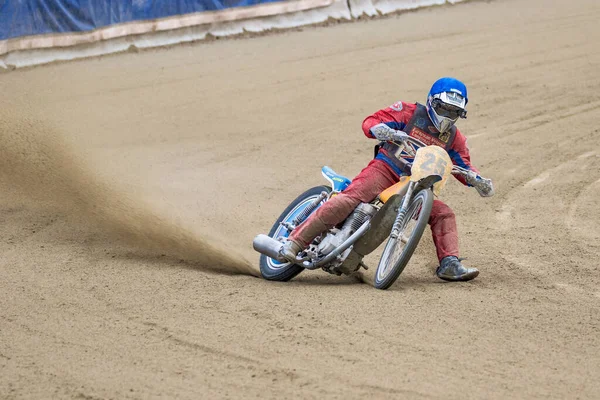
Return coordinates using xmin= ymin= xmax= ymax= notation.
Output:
xmin=431 ymin=98 xmax=467 ymax=120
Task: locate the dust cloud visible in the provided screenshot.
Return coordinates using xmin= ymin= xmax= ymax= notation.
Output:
xmin=0 ymin=107 xmax=257 ymax=276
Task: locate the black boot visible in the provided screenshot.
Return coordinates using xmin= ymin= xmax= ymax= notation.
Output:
xmin=436 ymin=256 xmax=479 ymax=282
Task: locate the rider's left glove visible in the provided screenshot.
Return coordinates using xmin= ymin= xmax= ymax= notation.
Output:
xmin=466 ymin=171 xmax=495 ymax=197
xmin=370 ymin=123 xmax=409 ymax=143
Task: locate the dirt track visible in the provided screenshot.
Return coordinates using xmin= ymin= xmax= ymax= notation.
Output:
xmin=1 ymin=0 xmax=600 ymax=398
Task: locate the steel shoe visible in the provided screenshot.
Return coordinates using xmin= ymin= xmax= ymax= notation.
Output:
xmin=279 ymin=239 xmax=302 ymax=263
xmin=436 ymin=256 xmax=479 ymax=282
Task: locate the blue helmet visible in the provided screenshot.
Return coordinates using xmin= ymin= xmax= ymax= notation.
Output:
xmin=426 ymin=77 xmax=468 ymax=133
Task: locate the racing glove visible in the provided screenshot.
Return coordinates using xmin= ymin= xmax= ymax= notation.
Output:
xmin=466 ymin=171 xmax=495 ymax=197
xmin=370 ymin=123 xmax=409 ymax=142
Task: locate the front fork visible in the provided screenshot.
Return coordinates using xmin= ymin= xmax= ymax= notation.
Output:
xmin=390 ymin=181 xmax=416 ymax=239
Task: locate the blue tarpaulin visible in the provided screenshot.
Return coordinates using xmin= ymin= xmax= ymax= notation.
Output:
xmin=0 ymin=0 xmax=286 ymax=41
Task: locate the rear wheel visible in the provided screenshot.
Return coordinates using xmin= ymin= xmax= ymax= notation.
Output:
xmin=259 ymin=186 xmax=331 ymax=281
xmin=374 ymin=188 xmax=433 ymax=290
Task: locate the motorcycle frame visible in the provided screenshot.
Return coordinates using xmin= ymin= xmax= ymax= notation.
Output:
xmin=305 ymin=141 xmax=451 ymax=275
xmin=303 ymin=178 xmax=417 ymax=274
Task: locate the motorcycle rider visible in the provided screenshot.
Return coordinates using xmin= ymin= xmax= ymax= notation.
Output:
xmin=279 ymin=77 xmax=494 ymax=281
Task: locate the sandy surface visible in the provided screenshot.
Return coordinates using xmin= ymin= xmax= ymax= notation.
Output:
xmin=1 ymin=0 xmax=600 ymax=398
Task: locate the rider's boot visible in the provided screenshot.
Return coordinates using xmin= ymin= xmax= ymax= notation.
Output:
xmin=280 ymin=216 xmax=329 ymax=263
xmin=279 ymin=239 xmax=302 ymax=263
xmin=436 ymin=256 xmax=479 ymax=281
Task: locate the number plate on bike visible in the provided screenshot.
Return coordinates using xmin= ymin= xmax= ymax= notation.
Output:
xmin=410 ymin=146 xmax=453 ymax=195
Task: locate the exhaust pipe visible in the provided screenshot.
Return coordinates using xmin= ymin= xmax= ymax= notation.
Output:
xmin=253 ymin=234 xmax=286 ymax=261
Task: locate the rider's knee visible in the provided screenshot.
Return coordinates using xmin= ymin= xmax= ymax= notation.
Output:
xmin=429 ymin=200 xmax=455 ymax=222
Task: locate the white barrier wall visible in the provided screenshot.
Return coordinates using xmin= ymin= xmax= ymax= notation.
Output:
xmin=349 ymin=0 xmax=465 ymax=18
xmin=0 ymin=0 xmax=466 ymax=69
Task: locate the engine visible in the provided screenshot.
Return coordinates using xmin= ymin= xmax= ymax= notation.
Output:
xmin=317 ymin=202 xmax=378 ymax=255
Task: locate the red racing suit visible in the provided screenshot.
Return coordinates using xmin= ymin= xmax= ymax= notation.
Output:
xmin=290 ymin=101 xmax=479 ymax=262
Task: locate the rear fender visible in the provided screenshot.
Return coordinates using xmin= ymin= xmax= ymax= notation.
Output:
xmin=321 ymin=166 xmax=352 ymax=192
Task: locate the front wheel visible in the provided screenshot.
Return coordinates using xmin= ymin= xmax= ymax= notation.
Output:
xmin=374 ymin=188 xmax=433 ymax=290
xmin=259 ymin=185 xmax=331 ymax=281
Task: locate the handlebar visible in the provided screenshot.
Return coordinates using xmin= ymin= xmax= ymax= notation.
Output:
xmin=450 ymin=165 xmax=472 ymax=177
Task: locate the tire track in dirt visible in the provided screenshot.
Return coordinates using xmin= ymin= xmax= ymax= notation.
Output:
xmin=491 ymin=147 xmax=600 ymax=294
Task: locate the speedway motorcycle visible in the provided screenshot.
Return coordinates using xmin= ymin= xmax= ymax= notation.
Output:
xmin=253 ymin=136 xmax=473 ymax=290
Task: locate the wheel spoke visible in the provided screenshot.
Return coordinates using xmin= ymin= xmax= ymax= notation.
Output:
xmin=266 ymin=194 xmax=324 ymax=270
xmin=260 ymin=186 xmax=332 ymax=282
xmin=374 ymin=189 xmax=432 ymax=289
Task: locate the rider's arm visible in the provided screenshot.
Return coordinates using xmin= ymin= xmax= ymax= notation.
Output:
xmin=451 ymin=130 xmax=495 ymax=197
xmin=362 ymin=101 xmax=413 ymax=139
xmin=448 ymin=129 xmax=480 ymax=186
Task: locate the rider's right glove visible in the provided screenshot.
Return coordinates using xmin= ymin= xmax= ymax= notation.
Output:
xmin=370 ymin=123 xmax=409 ymax=142
xmin=466 ymin=171 xmax=495 ymax=197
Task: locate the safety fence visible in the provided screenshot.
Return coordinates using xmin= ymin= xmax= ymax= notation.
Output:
xmin=0 ymin=0 xmax=465 ymax=68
